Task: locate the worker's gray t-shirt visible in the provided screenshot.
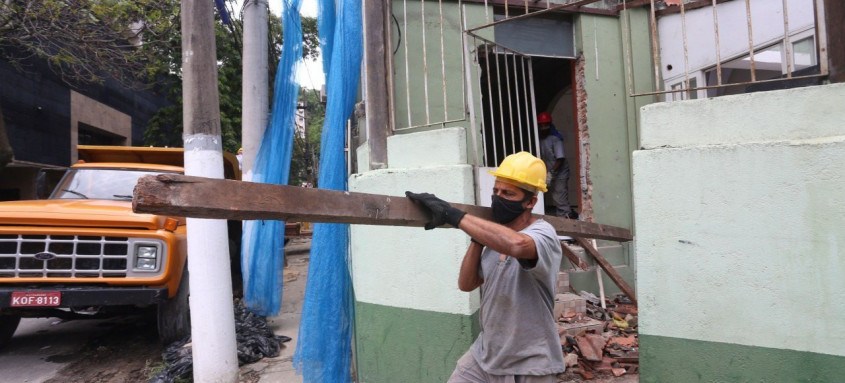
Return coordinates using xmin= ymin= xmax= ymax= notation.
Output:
xmin=469 ymin=219 xmax=565 ymax=376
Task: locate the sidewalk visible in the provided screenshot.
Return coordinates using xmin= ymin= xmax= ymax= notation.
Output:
xmin=238 ymin=238 xmax=310 ymax=383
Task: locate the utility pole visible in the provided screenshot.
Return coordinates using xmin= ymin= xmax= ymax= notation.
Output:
xmin=242 ymin=0 xmax=270 ymax=181
xmin=181 ymin=0 xmax=239 ymax=381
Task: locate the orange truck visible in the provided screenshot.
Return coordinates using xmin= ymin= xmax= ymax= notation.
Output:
xmin=0 ymin=145 xmax=242 ymax=347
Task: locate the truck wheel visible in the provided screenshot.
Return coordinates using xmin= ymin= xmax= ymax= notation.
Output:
xmin=0 ymin=315 xmax=21 ymax=349
xmin=157 ymin=267 xmax=191 ymax=344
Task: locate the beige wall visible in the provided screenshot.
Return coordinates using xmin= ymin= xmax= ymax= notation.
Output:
xmin=70 ymin=91 xmax=131 ymax=162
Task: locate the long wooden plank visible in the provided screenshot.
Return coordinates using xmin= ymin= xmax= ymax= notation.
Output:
xmin=575 ymin=237 xmax=637 ymax=305
xmin=133 ymin=174 xmax=633 ymax=242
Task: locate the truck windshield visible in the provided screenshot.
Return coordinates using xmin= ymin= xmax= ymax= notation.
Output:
xmin=51 ymin=169 xmax=176 ymax=200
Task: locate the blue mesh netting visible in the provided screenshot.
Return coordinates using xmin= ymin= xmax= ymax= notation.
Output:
xmin=240 ymin=0 xmax=303 ymax=316
xmin=293 ymin=0 xmax=362 ymax=381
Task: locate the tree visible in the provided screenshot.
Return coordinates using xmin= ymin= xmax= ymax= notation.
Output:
xmin=0 ymin=0 xmax=178 ymax=87
xmin=0 ymin=0 xmax=180 ymax=169
xmin=290 ymin=88 xmax=324 ymax=187
xmin=143 ymin=8 xmax=321 ymax=160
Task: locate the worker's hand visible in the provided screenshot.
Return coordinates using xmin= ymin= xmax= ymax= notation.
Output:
xmin=546 ymin=172 xmax=553 ymax=186
xmin=405 ymin=191 xmax=466 ymax=230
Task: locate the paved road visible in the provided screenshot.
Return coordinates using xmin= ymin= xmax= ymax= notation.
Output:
xmin=0 ymin=317 xmax=111 ymax=382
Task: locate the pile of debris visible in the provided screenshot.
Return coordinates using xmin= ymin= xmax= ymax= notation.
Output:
xmin=554 ymin=288 xmax=638 ymax=381
xmin=149 ymin=299 xmax=291 ymax=383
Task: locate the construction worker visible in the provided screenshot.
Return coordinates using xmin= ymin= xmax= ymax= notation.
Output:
xmin=406 ymin=151 xmax=565 ymax=382
xmin=537 ymin=112 xmax=573 ymax=218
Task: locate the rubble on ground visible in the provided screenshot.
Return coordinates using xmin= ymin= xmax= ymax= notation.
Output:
xmin=555 ymin=290 xmax=638 ymax=382
xmin=149 ymin=299 xmax=291 ymax=383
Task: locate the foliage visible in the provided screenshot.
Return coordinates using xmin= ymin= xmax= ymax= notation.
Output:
xmin=0 ymin=0 xmax=179 ymax=166
xmin=290 ymin=88 xmax=325 ymax=187
xmin=143 ymin=4 xmax=321 ymax=156
xmin=0 ymin=0 xmax=179 ymax=88
xmin=0 ymin=0 xmax=323 ymax=173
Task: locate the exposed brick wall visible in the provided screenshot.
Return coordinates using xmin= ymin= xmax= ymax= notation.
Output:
xmin=574 ymin=55 xmax=594 ymax=222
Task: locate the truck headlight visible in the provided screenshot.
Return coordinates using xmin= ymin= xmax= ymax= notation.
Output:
xmin=135 ymin=245 xmax=159 ymax=270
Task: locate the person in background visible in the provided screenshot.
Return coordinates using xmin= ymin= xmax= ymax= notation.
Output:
xmin=537 ymin=112 xmax=573 ymax=219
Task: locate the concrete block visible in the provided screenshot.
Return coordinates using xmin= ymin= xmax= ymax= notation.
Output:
xmin=554 ymin=293 xmax=586 ymax=320
xmin=557 ymin=272 xmax=570 ymax=294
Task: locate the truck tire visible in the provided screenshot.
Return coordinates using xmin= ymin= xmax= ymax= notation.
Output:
xmin=0 ymin=315 xmax=21 ymax=349
xmin=157 ymin=267 xmax=191 ymax=344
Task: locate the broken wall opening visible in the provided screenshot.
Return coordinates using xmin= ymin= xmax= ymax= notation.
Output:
xmin=469 ymin=5 xmax=586 ymax=218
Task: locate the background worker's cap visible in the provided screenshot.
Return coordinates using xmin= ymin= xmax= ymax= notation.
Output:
xmin=537 ymin=112 xmax=552 ymax=125
xmin=488 ymin=152 xmax=548 ymax=193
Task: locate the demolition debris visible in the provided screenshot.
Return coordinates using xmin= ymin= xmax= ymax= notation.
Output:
xmin=555 ymin=289 xmax=639 ymax=381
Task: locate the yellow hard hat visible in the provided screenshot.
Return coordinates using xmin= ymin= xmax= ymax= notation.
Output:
xmin=488 ymin=151 xmax=548 ymax=193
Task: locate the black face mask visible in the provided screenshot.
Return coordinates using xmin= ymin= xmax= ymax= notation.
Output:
xmin=491 ymin=195 xmax=528 ymax=224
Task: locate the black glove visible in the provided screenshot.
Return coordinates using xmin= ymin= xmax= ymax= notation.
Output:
xmin=405 ymin=191 xmax=466 ymax=230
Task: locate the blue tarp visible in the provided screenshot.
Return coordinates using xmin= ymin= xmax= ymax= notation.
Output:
xmin=293 ymin=0 xmax=363 ymax=381
xmin=240 ymin=0 xmax=303 ymax=316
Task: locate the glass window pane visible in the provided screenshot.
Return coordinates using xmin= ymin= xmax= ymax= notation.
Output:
xmin=792 ymin=36 xmax=817 ymax=70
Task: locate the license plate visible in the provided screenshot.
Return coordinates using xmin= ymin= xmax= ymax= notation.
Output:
xmin=10 ymin=291 xmax=61 ymax=307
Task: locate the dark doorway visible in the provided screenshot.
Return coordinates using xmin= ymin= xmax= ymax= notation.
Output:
xmin=477 ymin=49 xmax=572 ymax=166
xmin=78 ymin=123 xmax=125 ymax=146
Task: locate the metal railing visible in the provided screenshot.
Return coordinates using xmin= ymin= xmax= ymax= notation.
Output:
xmin=623 ymin=0 xmax=829 ymax=99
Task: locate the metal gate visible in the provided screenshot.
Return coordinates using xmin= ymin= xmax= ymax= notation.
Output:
xmin=464 ymin=34 xmax=541 ymax=168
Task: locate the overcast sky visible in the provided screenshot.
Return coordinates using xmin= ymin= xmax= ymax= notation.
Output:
xmin=234 ymin=0 xmax=324 ymax=89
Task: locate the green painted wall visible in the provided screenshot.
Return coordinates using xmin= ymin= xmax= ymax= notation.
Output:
xmin=388 ymin=1 xmax=489 ymax=165
xmin=391 ymin=1 xmax=486 ymax=133
xmin=567 ymin=10 xmax=655 ymax=293
xmin=355 ymin=301 xmax=480 ymax=383
xmin=640 ymin=335 xmax=845 ymax=383
xmin=576 ymin=10 xmax=655 ymax=233
xmin=634 ymin=84 xmax=845 ymax=381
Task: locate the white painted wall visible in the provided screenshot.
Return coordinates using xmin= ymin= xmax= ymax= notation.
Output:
xmin=634 ymin=84 xmax=845 ymax=356
xmin=350 ymin=128 xmax=480 ymax=315
xmin=658 ymin=0 xmax=816 ymax=81
xmin=639 ymin=83 xmax=845 ymax=150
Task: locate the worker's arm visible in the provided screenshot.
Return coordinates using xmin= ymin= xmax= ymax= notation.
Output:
xmin=457 ymin=241 xmax=484 ymax=292
xmin=460 ymin=214 xmax=537 ymax=260
xmin=405 ymin=190 xmax=538 ymax=262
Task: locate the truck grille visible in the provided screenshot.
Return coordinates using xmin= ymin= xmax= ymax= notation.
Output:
xmin=0 ymin=234 xmax=164 ymax=279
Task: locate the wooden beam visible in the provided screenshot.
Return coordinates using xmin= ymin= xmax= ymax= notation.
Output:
xmin=362 ymin=0 xmax=391 ymax=169
xmin=561 ymin=242 xmax=589 ymax=270
xmin=824 ymin=0 xmax=845 ymax=83
xmin=574 ymin=237 xmax=637 ymax=305
xmin=133 ymin=174 xmax=634 ymax=242
xmin=462 ymin=0 xmax=618 ymax=16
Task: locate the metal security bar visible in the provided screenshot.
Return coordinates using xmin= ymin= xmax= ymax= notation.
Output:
xmin=465 ymin=34 xmax=540 ymax=167
xmin=394 ymin=0 xmax=470 ymax=131
xmin=392 ymin=0 xmax=595 ymax=133
xmin=623 ymin=0 xmax=829 ymax=99
xmin=461 ymin=1 xmax=587 ymax=166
